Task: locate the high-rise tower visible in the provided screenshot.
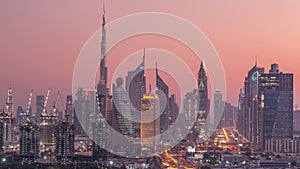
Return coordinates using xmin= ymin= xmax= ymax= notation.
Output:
xmin=258 ymin=64 xmax=293 ymax=150
xmin=99 ymin=3 xmax=107 ymax=90
xmin=1 ymin=86 xmax=14 ymax=150
xmin=141 ymin=94 xmax=160 ymax=150
xmin=241 ymin=64 xmax=264 ymax=148
xmin=214 ymin=90 xmax=224 ymax=126
xmin=198 ymin=61 xmax=208 ymax=119
xmin=19 ymin=121 xmax=38 ymax=162
xmin=112 ymin=77 xmax=134 ymax=137
xmin=156 ymin=62 xmax=169 ymax=133
xmin=126 ymin=49 xmax=146 ymax=111
xmin=97 ymin=1 xmax=108 ymax=117
xmin=125 ymin=49 xmax=146 ymax=137
xmin=193 ymin=61 xmax=209 ymax=143
xmin=93 ymin=2 xmax=110 ymax=160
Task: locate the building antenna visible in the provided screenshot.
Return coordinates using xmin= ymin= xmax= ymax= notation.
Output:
xmin=255 ymin=56 xmax=258 ymax=66
xmin=156 ymin=61 xmax=158 ymax=76
xmin=103 ymin=0 xmax=105 ymax=15
xmin=143 ymin=48 xmax=146 ymax=67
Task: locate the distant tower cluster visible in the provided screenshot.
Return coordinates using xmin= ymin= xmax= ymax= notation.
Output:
xmin=238 ymin=63 xmax=294 ymax=152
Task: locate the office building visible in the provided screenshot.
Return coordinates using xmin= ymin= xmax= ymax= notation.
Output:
xmin=112 ymin=77 xmax=134 ymax=137
xmin=140 ymin=94 xmax=160 ymax=148
xmin=19 ymin=122 xmax=38 ymax=161
xmin=239 ymin=64 xmax=264 ymax=148
xmin=55 ymin=121 xmax=74 ymax=163
xmin=125 ymin=50 xmax=146 ymax=137
xmin=156 ymin=62 xmax=169 ymax=134
xmin=258 ymin=64 xmax=293 ymax=150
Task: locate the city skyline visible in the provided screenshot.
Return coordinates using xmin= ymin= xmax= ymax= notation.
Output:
xmin=0 ymin=1 xmax=300 ymax=108
xmin=1 ymin=1 xmax=300 ymax=168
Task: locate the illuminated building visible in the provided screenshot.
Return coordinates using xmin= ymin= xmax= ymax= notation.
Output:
xmin=112 ymin=77 xmax=134 ymax=137
xmin=55 ymin=121 xmax=74 ymax=163
xmin=0 ymin=86 xmax=14 ymax=150
xmin=140 ymin=94 xmax=160 ymax=148
xmin=19 ymin=122 xmax=38 ymax=161
xmin=93 ymin=5 xmax=110 ymax=160
xmin=195 ymin=61 xmax=209 ymax=143
xmin=0 ymin=121 xmax=3 ymax=156
xmin=36 ymin=95 xmax=45 ymax=124
xmin=239 ymin=63 xmax=264 ymax=148
xmin=39 ymin=109 xmax=58 ymax=159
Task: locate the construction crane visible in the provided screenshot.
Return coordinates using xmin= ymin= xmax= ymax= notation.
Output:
xmin=24 ymin=89 xmax=33 ymax=122
xmin=52 ymin=90 xmax=60 ymax=114
xmin=42 ymin=88 xmax=51 ymax=114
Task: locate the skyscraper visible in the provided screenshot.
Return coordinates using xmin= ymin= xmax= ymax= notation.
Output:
xmin=55 ymin=121 xmax=74 ymax=163
xmin=19 ymin=121 xmax=38 ymax=162
xmin=125 ymin=50 xmax=146 ymax=137
xmin=214 ymin=90 xmax=224 ymax=127
xmin=0 ymin=121 xmax=4 ymax=156
xmin=140 ymin=94 xmax=160 ymax=149
xmin=183 ymin=89 xmax=199 ymax=143
xmin=168 ymin=94 xmax=179 ymax=126
xmin=258 ymin=64 xmax=293 ymax=150
xmin=198 ymin=62 xmax=208 ymax=119
xmin=55 ymin=96 xmax=75 ymax=163
xmin=39 ymin=89 xmax=59 ymax=160
xmin=218 ymin=102 xmax=237 ymax=128
xmin=97 ymin=1 xmax=108 ymax=117
xmin=93 ymin=90 xmax=110 ymax=161
xmin=65 ymin=95 xmax=73 ymax=124
xmin=112 ymin=77 xmax=134 ymax=137
xmin=74 ymin=88 xmax=96 ymax=136
xmin=93 ymin=5 xmax=110 ymax=160
xmin=126 ymin=49 xmax=146 ymax=111
xmin=17 ymin=106 xmax=25 ymax=127
xmin=156 ymin=62 xmax=169 ymax=133
xmin=183 ymin=62 xmax=209 ymax=143
xmin=1 ymin=86 xmax=14 ymax=150
xmin=194 ymin=61 xmax=209 ymax=143
xmin=237 ymin=88 xmax=246 ymax=138
xmin=240 ymin=64 xmax=264 ymax=148
xmin=36 ymin=95 xmax=45 ymax=124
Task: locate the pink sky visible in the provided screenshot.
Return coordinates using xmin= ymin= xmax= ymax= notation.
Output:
xmin=0 ymin=0 xmax=300 ymax=110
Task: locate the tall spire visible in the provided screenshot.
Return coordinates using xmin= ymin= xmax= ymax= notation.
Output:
xmin=102 ymin=0 xmax=105 ymax=27
xmin=156 ymin=61 xmax=158 ymax=76
xmin=199 ymin=61 xmax=206 ymax=75
xmin=143 ymin=48 xmax=145 ymax=67
xmin=255 ymin=56 xmax=258 ymax=66
xmin=99 ymin=0 xmax=107 ymax=85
